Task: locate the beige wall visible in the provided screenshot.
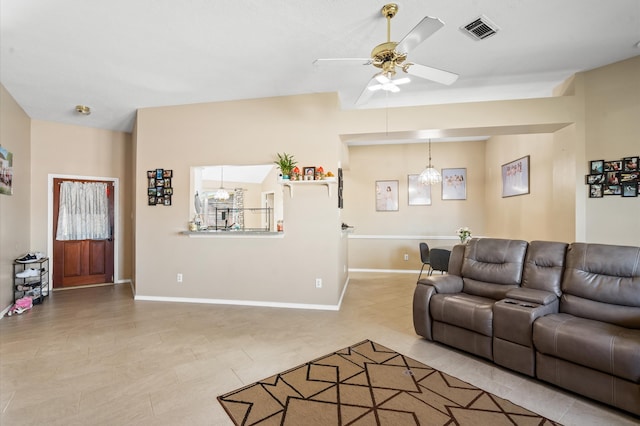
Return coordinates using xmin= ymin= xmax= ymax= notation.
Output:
xmin=135 ymin=93 xmax=347 ymax=307
xmin=343 ymin=141 xmax=486 ymax=271
xmin=484 ymin=132 xmax=575 ymax=243
xmin=582 ymin=56 xmax=640 ymax=245
xmin=0 ymin=85 xmax=31 ymax=311
xmin=30 ymin=120 xmax=133 ymax=283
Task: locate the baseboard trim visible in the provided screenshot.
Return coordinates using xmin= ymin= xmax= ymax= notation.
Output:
xmin=349 ymin=268 xmax=420 ymax=274
xmin=336 ymin=276 xmax=350 ymax=310
xmin=0 ymin=304 xmax=12 ymax=318
xmin=134 ymin=294 xmax=342 ymax=311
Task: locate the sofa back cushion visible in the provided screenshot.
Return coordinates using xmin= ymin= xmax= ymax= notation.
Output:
xmin=448 ymin=244 xmax=465 ymax=276
xmin=522 ymin=240 xmax=568 ymax=297
xmin=561 ymin=242 xmax=640 ymax=328
xmin=461 ymin=238 xmax=528 ymax=299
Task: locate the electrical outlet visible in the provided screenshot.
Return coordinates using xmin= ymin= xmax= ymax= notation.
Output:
xmin=315 ymin=278 xmax=322 ymax=288
xmin=404 ymin=254 xmax=409 ymax=261
xmin=177 ymin=273 xmax=183 ymax=283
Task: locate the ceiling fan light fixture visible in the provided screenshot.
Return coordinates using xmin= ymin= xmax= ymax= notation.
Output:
xmin=368 ymin=73 xmax=410 ymax=92
xmin=384 ymin=83 xmax=400 ymax=92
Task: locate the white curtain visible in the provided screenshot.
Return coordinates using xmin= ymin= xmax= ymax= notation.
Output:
xmin=56 ymin=181 xmax=110 ymax=241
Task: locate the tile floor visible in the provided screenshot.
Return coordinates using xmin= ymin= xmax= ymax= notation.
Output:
xmin=1 ymin=272 xmax=637 ymax=425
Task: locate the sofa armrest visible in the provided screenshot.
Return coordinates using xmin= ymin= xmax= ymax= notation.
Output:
xmin=417 ymin=275 xmax=463 ymax=294
xmin=506 ymin=288 xmax=558 ymax=306
xmin=414 ymin=275 xmax=463 ymax=341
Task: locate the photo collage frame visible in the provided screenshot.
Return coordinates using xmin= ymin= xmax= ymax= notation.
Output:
xmin=147 ymin=168 xmax=173 ymax=205
xmin=587 ymin=156 xmax=638 ymax=198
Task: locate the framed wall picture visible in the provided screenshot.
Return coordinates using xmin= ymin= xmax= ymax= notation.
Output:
xmin=603 ymin=184 xmax=621 ymax=195
xmin=375 ymin=180 xmax=399 ymax=211
xmin=589 ymin=160 xmax=604 ymax=174
xmin=589 ymin=184 xmax=603 ymax=198
xmin=604 ymin=160 xmax=622 ymax=172
xmin=303 ymin=166 xmax=315 ymax=180
xmin=622 ymin=182 xmax=638 ymax=197
xmin=408 ymin=174 xmax=431 ymax=205
xmin=441 ymin=168 xmax=467 ymax=200
xmin=623 ymin=157 xmax=638 ymax=171
xmin=585 ymin=174 xmax=605 ymax=184
xmin=0 ymin=146 xmax=14 ymax=195
xmin=501 ymin=155 xmax=530 ymax=197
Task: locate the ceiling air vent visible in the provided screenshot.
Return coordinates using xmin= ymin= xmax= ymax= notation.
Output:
xmin=460 ymin=15 xmax=499 ymax=40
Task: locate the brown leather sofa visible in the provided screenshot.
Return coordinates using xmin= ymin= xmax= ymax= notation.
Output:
xmin=413 ymin=238 xmax=640 ymax=416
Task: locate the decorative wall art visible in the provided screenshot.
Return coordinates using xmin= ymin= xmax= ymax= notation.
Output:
xmin=375 ymin=180 xmax=399 ymax=211
xmin=338 ymin=168 xmax=343 ymax=209
xmin=501 ymin=156 xmax=530 ymax=198
xmin=587 ymin=156 xmax=638 ymax=198
xmin=407 ymin=174 xmax=431 ymax=206
xmin=147 ymin=168 xmax=173 ymax=205
xmin=441 ymin=168 xmax=467 ymax=200
xmin=0 ymin=145 xmax=13 ymax=196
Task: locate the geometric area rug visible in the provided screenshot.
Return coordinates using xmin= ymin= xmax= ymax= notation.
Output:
xmin=218 ymin=339 xmax=562 ymax=425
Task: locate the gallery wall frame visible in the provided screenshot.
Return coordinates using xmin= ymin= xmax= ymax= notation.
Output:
xmin=407 ymin=174 xmax=431 ymax=206
xmin=147 ymin=168 xmax=173 ymax=205
xmin=441 ymin=168 xmax=467 ymax=200
xmin=586 ymin=155 xmax=638 ymax=198
xmin=375 ymin=180 xmax=399 ymax=211
xmin=501 ymin=155 xmax=530 ymax=198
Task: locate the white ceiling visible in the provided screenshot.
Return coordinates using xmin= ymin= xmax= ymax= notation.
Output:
xmin=1 ymin=0 xmax=639 ymax=133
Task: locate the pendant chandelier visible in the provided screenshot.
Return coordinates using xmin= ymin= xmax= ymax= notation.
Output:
xmin=418 ymin=138 xmax=442 ymax=185
xmin=213 ymin=166 xmax=230 ymax=201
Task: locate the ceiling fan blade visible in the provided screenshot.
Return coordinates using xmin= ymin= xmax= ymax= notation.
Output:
xmin=313 ymin=58 xmax=372 ymax=66
xmin=395 ymin=16 xmax=444 ymax=55
xmin=403 ymin=63 xmax=459 ymax=85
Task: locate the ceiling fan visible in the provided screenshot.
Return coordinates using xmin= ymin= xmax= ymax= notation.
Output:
xmin=314 ymin=3 xmax=459 ymax=104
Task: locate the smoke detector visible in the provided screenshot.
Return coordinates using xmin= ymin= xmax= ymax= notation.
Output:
xmin=460 ymin=15 xmax=499 ymax=40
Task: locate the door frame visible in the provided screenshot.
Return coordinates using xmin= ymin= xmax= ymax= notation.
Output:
xmin=48 ymin=174 xmax=120 ymax=286
xmin=261 ymin=191 xmax=275 ymax=231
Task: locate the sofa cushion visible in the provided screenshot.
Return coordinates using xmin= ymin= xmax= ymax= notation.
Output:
xmin=562 ymin=242 xmax=640 ymax=327
xmin=430 ymin=293 xmax=494 ymax=336
xmin=533 ymin=313 xmax=640 ymax=383
xmin=522 ymin=240 xmax=568 ymax=296
xmin=560 ymin=294 xmax=640 ymax=329
xmin=463 ymin=278 xmax=518 ymax=300
xmin=461 ymin=238 xmax=528 ymax=288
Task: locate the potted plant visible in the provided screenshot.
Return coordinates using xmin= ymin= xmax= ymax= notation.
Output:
xmin=274 ymin=153 xmax=297 ymax=180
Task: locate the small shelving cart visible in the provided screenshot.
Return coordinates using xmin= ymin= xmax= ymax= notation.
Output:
xmin=13 ymin=257 xmax=50 ymax=304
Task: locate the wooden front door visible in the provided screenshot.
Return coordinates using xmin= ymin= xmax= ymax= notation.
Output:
xmin=52 ymin=178 xmax=115 ymax=288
